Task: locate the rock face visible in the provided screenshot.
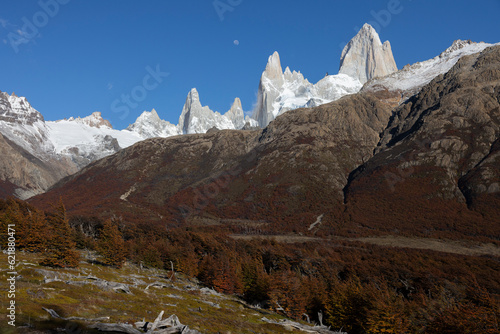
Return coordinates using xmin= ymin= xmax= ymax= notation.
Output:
xmin=0 ymin=91 xmax=147 ymax=197
xmin=253 ymin=52 xmax=362 ymax=127
xmin=178 ymin=88 xmax=236 ymax=134
xmin=339 ymin=23 xmax=397 ymax=84
xmin=0 ymin=130 xmax=76 ymax=199
xmin=0 ymin=92 xmax=54 ymax=158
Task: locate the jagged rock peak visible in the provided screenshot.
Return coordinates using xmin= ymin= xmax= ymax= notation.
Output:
xmin=440 ymin=39 xmax=475 ymax=57
xmin=73 ymin=111 xmax=112 ymax=129
xmin=339 ymin=23 xmax=398 ymax=84
xmin=0 ymin=92 xmax=45 ymax=125
xmin=186 ymin=87 xmax=200 ymax=102
xmin=225 ymin=97 xmax=245 ymax=129
xmin=231 ymin=97 xmax=242 ymax=110
xmin=127 ymin=108 xmax=179 ymax=138
xmin=149 ymin=108 xmax=160 ymax=118
xmin=178 ymin=88 xmax=235 ymax=134
xmin=132 ymin=108 xmax=163 ymax=124
xmin=263 ymin=51 xmax=284 ymax=84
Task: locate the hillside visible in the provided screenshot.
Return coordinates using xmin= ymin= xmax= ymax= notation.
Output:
xmin=0 ymin=251 xmax=322 ymax=334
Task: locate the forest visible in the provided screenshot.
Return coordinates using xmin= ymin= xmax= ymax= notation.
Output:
xmin=1 ymin=197 xmax=499 ymax=334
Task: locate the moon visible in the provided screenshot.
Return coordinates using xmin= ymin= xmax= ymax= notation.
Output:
xmin=233 ymin=40 xmax=239 ymax=46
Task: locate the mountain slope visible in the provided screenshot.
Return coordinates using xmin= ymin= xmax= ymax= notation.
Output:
xmin=0 ymin=132 xmax=75 ymax=199
xmin=0 ymin=92 xmax=78 ymax=198
xmin=344 ymin=45 xmax=500 ymax=238
xmin=31 ymin=92 xmax=393 ymax=228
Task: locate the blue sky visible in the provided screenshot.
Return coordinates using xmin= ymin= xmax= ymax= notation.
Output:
xmin=0 ymin=0 xmax=499 ymax=129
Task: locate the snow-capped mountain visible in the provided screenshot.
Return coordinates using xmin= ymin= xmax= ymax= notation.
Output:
xmin=0 ymin=92 xmax=55 ymax=160
xmin=252 ymin=52 xmax=363 ymax=128
xmin=126 ymin=109 xmax=179 ymax=138
xmin=362 ymin=39 xmax=499 ymax=98
xmin=0 ymin=93 xmax=144 ymax=171
xmin=178 ymin=88 xmax=237 ymax=134
xmin=47 ymin=115 xmax=144 ymax=169
xmin=2 ymin=22 xmax=498 ymax=200
xmin=339 ymin=23 xmax=398 ymax=84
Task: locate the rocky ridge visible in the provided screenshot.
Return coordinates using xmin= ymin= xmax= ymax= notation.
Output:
xmin=362 ymin=39 xmax=499 ymax=100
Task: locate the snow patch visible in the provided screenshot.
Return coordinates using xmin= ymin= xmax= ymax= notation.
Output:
xmin=308 ymin=214 xmax=324 ymax=231
xmin=120 ymin=184 xmax=137 ymax=201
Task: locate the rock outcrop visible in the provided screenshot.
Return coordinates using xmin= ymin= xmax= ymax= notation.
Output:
xmin=339 ymin=23 xmax=397 ymax=84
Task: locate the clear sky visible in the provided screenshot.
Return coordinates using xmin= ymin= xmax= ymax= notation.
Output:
xmin=0 ymin=0 xmax=499 ymax=129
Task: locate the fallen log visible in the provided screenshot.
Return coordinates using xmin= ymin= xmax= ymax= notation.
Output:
xmin=150 ymin=310 xmax=164 ymax=331
xmin=135 ymin=313 xmax=182 ymax=330
xmin=42 ymin=307 xmax=110 ymax=322
xmin=43 ymin=307 xmax=201 ymax=333
xmin=261 ymin=317 xmax=347 ymax=334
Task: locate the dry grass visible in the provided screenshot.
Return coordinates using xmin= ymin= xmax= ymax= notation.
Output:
xmin=0 ymin=251 xmax=296 ymax=334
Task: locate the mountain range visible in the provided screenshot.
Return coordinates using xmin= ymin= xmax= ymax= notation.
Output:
xmin=1 ymin=24 xmax=498 ymax=209
xmin=28 ymin=43 xmax=500 ymax=241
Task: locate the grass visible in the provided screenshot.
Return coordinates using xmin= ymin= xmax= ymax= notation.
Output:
xmin=0 ymin=251 xmax=298 ymax=334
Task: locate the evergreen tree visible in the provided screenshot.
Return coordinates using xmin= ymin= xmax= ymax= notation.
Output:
xmin=40 ymin=200 xmax=80 ymax=268
xmin=97 ymin=220 xmax=127 ymax=268
xmin=0 ymin=199 xmax=23 ymax=250
xmin=20 ymin=207 xmax=47 ymax=252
